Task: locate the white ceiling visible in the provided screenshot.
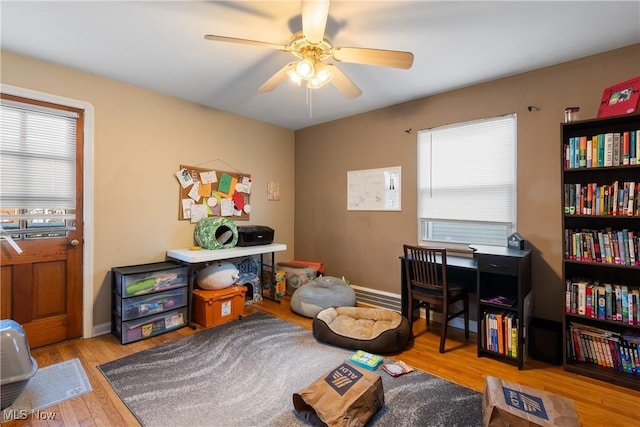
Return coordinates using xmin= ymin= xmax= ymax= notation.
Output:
xmin=2 ymin=1 xmax=639 ymax=130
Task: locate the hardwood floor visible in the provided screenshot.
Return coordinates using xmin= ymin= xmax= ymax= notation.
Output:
xmin=3 ymin=297 xmax=639 ymax=426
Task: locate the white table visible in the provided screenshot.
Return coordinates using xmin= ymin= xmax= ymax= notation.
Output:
xmin=167 ymin=243 xmax=287 ymax=263
xmin=166 ymin=243 xmax=288 ymax=326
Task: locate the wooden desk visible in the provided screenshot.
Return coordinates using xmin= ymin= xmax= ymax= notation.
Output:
xmin=400 ymin=245 xmax=532 ymax=369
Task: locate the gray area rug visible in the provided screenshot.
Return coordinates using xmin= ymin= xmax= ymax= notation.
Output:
xmin=99 ymin=312 xmax=481 ymax=426
xmin=2 ymin=358 xmax=92 ymax=421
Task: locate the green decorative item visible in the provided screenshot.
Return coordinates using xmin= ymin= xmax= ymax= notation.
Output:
xmin=194 ymin=217 xmax=238 ymax=250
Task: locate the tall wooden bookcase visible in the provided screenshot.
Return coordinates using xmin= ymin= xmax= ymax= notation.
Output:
xmin=561 ymin=113 xmax=640 ymax=391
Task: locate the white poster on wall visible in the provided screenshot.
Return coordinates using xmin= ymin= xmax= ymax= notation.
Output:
xmin=347 ymin=166 xmax=401 ymax=211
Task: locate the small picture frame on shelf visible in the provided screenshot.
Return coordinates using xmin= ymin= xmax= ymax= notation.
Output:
xmin=597 ymin=76 xmax=640 ymax=118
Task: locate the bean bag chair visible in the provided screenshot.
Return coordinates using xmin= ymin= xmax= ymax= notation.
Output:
xmin=313 ymin=307 xmax=412 ymax=354
xmin=290 ymin=276 xmax=355 ymax=318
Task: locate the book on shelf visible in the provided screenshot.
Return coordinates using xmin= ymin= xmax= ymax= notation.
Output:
xmin=564 ymin=228 xmax=639 ymax=266
xmin=623 ymin=131 xmax=631 ymax=165
xmin=567 ymin=322 xmax=640 ymax=375
xmin=564 ymin=128 xmax=640 ymax=168
xmin=565 ymin=280 xmax=640 ymax=325
xmin=482 ymin=311 xmax=518 ymax=358
xmin=631 ymin=130 xmax=638 ymax=165
xmin=613 ymin=133 xmax=621 ymax=166
xmin=564 ymin=181 xmax=639 ymax=217
xmin=577 ymin=281 xmax=587 ymax=315
xmin=605 ymin=132 xmax=614 ymax=167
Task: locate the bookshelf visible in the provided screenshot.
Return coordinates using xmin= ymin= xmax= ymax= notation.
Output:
xmin=476 ymin=246 xmax=532 ymax=370
xmin=561 ymin=113 xmax=640 ymax=391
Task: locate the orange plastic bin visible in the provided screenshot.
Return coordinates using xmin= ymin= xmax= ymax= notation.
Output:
xmin=192 ymin=286 xmax=246 ymax=328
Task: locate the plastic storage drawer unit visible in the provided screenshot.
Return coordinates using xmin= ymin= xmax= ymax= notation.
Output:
xmin=114 ymin=287 xmax=189 ymax=321
xmin=112 ymin=261 xmax=189 ymax=344
xmin=113 ymin=262 xmax=187 ymax=297
xmin=114 ymin=307 xmax=188 ymax=344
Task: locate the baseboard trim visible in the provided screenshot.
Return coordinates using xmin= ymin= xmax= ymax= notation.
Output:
xmin=92 ymin=322 xmax=111 ymax=337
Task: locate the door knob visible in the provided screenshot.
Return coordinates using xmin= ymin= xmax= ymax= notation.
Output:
xmin=69 ymin=239 xmax=80 ymax=247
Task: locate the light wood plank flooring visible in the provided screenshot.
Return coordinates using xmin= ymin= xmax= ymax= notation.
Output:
xmin=3 ymin=297 xmax=639 ymax=426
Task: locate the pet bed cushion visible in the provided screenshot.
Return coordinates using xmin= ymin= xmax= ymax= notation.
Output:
xmin=290 ymin=276 xmax=356 ymax=318
xmin=313 ymin=307 xmax=411 ymax=354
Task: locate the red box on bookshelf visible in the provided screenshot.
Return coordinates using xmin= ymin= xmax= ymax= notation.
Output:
xmin=597 ymin=76 xmax=640 ymax=118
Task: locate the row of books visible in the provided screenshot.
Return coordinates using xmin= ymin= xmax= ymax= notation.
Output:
xmin=480 ymin=311 xmax=518 ymax=358
xmin=564 ymin=181 xmax=639 ymax=217
xmin=565 ymin=280 xmax=640 ymax=325
xmin=563 ymin=228 xmax=638 ymax=266
xmin=564 ymin=130 xmax=640 ymax=169
xmin=567 ymin=322 xmax=640 ymax=375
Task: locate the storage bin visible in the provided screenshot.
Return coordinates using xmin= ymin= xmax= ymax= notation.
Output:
xmin=114 ymin=307 xmax=188 ymax=344
xmin=113 ymin=261 xmax=187 ymax=297
xmin=1 ymin=320 xmax=38 ymax=409
xmin=192 ymin=286 xmax=247 ymax=328
xmin=276 ymin=262 xmax=320 ymax=295
xmin=289 ymin=260 xmax=325 ymax=274
xmin=114 ymin=287 xmax=188 ymax=320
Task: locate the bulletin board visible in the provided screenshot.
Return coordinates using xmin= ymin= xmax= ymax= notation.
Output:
xmin=347 ymin=166 xmax=401 ymax=211
xmin=176 ymin=165 xmax=252 ymax=221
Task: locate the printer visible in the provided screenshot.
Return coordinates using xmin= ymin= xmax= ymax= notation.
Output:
xmin=236 ymin=226 xmax=275 ymax=247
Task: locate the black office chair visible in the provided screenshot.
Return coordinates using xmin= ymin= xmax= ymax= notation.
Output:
xmin=402 ymin=244 xmax=470 ymax=353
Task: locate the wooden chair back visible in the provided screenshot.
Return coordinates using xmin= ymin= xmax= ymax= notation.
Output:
xmin=403 ymin=245 xmax=448 ymax=297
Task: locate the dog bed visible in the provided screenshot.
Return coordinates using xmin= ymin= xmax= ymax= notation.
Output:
xmin=313 ymin=307 xmax=412 ymax=354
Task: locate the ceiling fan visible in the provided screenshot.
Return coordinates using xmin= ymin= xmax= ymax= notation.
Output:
xmin=204 ymin=0 xmax=414 ymax=98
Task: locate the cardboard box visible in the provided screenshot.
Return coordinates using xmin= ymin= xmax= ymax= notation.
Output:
xmin=192 ymin=286 xmax=246 ymax=328
xmin=483 ymin=376 xmax=580 ymax=427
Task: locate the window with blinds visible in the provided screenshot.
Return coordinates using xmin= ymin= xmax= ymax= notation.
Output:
xmin=0 ymin=98 xmax=79 ymax=239
xmin=417 ymin=115 xmax=516 ymax=249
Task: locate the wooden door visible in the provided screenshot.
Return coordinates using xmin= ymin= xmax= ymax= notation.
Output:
xmin=0 ymin=94 xmax=84 ymax=348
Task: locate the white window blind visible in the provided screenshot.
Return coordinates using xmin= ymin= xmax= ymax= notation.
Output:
xmin=1 ymin=99 xmax=78 ymax=210
xmin=417 ymin=115 xmax=516 ymax=247
xmin=1 ymin=98 xmax=79 ymax=239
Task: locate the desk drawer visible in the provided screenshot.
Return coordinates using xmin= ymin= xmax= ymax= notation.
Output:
xmin=478 ymin=255 xmax=519 ymax=276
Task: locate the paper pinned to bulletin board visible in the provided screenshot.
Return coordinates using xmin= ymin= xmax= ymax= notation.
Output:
xmin=175 ymin=164 xmax=252 ymax=222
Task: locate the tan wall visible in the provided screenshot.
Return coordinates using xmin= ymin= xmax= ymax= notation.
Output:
xmin=294 ymin=44 xmax=640 ymax=322
xmin=1 ymin=50 xmax=295 ymax=327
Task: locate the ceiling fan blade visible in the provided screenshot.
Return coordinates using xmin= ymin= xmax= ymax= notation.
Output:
xmin=332 ymin=47 xmax=414 ymax=69
xmin=301 ymin=0 xmax=330 ymax=44
xmin=258 ymin=62 xmax=297 ymax=93
xmin=327 ymin=64 xmax=362 ymax=99
xmin=204 ymin=35 xmax=288 ymax=51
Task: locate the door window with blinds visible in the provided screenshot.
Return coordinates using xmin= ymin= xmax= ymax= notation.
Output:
xmin=417 ymin=115 xmax=516 ymax=249
xmin=1 ymin=98 xmax=79 ymax=239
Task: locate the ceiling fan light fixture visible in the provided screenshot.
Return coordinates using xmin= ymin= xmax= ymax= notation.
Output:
xmin=287 ymin=68 xmax=302 ymax=85
xmin=296 ymin=58 xmax=315 ymax=79
xmin=308 ymin=62 xmax=333 ymax=88
xmin=307 ymin=76 xmax=331 ymax=90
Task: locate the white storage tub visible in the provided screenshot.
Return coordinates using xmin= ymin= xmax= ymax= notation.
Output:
xmin=1 ymin=319 xmax=38 ymax=409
